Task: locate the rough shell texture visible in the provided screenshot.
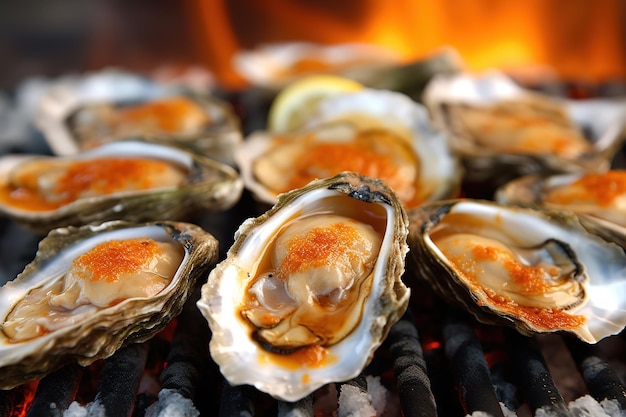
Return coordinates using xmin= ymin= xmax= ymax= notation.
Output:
xmin=197 ymin=171 xmax=410 ymax=401
xmin=35 ymin=70 xmax=241 ymax=166
xmin=422 ymin=71 xmax=626 ymax=184
xmin=232 ymin=42 xmax=401 ymax=90
xmin=406 ymin=199 xmax=626 ymax=344
xmin=495 ymin=170 xmax=626 ymax=228
xmin=0 ymin=141 xmax=243 ymax=234
xmin=0 ymin=220 xmax=219 ymax=389
xmin=235 ymin=88 xmax=461 ymax=209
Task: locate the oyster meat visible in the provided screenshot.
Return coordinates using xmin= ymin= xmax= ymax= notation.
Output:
xmin=197 ymin=172 xmax=410 ymax=401
xmin=406 ymin=199 xmax=626 ymax=343
xmin=35 ymin=70 xmax=241 ymax=166
xmin=235 ymin=88 xmax=461 ymax=209
xmin=496 ymin=170 xmax=626 ymax=228
xmin=0 ymin=141 xmax=242 ymax=233
xmin=422 ymin=71 xmax=626 ymax=184
xmin=233 ymin=42 xmax=401 ymax=90
xmin=0 ymin=220 xmax=218 ymax=389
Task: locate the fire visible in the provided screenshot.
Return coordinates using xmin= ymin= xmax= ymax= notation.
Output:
xmin=184 ymin=0 xmax=626 ymax=89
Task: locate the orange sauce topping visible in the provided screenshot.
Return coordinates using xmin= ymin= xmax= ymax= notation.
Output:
xmin=546 ymin=171 xmax=626 ymax=207
xmin=73 ymin=238 xmax=162 ymax=283
xmin=0 ymin=157 xmax=180 ymax=212
xmin=259 ymin=344 xmax=336 ymax=370
xmin=448 ymin=245 xmax=586 ymax=330
xmin=278 ymin=136 xmax=419 ymax=208
xmin=117 ymin=96 xmax=208 ymax=132
xmin=470 ymin=245 xmax=554 ymax=296
xmin=279 ymin=222 xmax=361 ymax=276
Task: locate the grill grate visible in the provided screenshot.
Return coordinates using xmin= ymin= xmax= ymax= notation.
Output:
xmin=1 ymin=80 xmax=626 ymax=417
xmin=2 ymin=285 xmax=626 ymax=416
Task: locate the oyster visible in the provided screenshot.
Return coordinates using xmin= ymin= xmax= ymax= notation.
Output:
xmin=197 ymin=172 xmax=410 ymax=401
xmin=496 ymin=170 xmax=626 ymax=228
xmin=0 ymin=141 xmax=243 ymax=234
xmin=0 ymin=220 xmax=218 ymax=389
xmin=422 ymin=71 xmax=626 ymax=184
xmin=406 ymin=199 xmax=626 ymax=343
xmin=35 ymin=70 xmax=241 ymax=166
xmin=235 ymin=89 xmax=461 ymax=210
xmin=233 ymin=42 xmax=401 ymax=90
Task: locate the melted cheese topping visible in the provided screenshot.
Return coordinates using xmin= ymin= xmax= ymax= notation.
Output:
xmin=2 ymin=238 xmax=184 ymax=342
xmin=0 ymin=157 xmax=186 ymax=212
xmin=545 ymin=171 xmax=626 ymax=208
xmin=253 ymin=128 xmax=421 ymax=208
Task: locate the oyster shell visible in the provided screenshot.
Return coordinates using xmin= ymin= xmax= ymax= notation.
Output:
xmin=197 ymin=172 xmax=410 ymax=401
xmin=35 ymin=70 xmax=241 ymax=166
xmin=0 ymin=220 xmax=218 ymax=389
xmin=233 ymin=42 xmax=401 ymax=90
xmin=235 ymin=89 xmax=461 ymax=210
xmin=422 ymin=71 xmax=626 ymax=185
xmin=0 ymin=141 xmax=243 ymax=234
xmin=496 ymin=170 xmax=626 ymax=228
xmin=406 ymin=199 xmax=626 ymax=344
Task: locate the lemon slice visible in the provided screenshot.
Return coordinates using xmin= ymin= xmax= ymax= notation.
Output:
xmin=268 ymin=75 xmax=363 ymax=132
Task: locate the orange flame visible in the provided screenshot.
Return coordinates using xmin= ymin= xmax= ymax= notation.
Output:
xmin=184 ymin=0 xmax=626 ymax=89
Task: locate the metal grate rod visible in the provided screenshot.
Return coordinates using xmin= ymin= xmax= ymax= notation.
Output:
xmin=442 ymin=311 xmax=505 ymax=417
xmin=505 ymin=329 xmax=569 ymax=416
xmin=26 ymin=363 xmax=83 ymax=417
xmin=387 ymin=314 xmax=437 ymax=417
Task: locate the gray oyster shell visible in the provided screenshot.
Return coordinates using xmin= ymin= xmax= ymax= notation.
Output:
xmin=197 ymin=171 xmax=410 ymax=401
xmin=35 ymin=70 xmax=241 ymax=166
xmin=406 ymin=199 xmax=626 ymax=344
xmin=235 ymin=88 xmax=462 ymax=210
xmin=0 ymin=220 xmax=219 ymax=389
xmin=0 ymin=141 xmax=243 ymax=234
xmin=422 ymin=72 xmax=626 ymax=186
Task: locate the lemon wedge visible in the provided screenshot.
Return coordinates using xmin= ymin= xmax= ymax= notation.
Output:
xmin=267 ymin=75 xmax=364 ymax=132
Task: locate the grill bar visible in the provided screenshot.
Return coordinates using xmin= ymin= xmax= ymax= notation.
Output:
xmin=88 ymin=343 xmax=148 ymax=417
xmin=218 ymin=382 xmax=256 ymax=417
xmin=564 ymin=336 xmax=626 ymax=408
xmin=387 ymin=314 xmax=437 ymax=417
xmin=442 ymin=310 xmax=505 ymax=417
xmin=25 ymin=364 xmax=82 ymax=417
xmin=505 ymin=329 xmax=570 ymax=416
xmin=159 ymin=289 xmax=211 ymax=401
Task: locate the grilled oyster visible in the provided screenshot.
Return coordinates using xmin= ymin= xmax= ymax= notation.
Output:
xmin=35 ymin=70 xmax=241 ymax=166
xmin=406 ymin=199 xmax=626 ymax=343
xmin=235 ymin=89 xmax=461 ymax=210
xmin=496 ymin=170 xmax=626 ymax=228
xmin=0 ymin=220 xmax=218 ymax=389
xmin=0 ymin=141 xmax=242 ymax=233
xmin=197 ymin=172 xmax=410 ymax=401
xmin=422 ymin=72 xmax=626 ymax=185
xmin=233 ymin=42 xmax=401 ymax=90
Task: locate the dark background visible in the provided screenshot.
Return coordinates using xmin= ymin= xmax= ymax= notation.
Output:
xmin=0 ymin=1 xmax=198 ymax=92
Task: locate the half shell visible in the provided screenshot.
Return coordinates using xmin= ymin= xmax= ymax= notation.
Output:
xmin=496 ymin=170 xmax=626 ymax=228
xmin=35 ymin=70 xmax=241 ymax=166
xmin=422 ymin=71 xmax=626 ymax=184
xmin=197 ymin=171 xmax=410 ymax=401
xmin=233 ymin=42 xmax=401 ymax=90
xmin=0 ymin=220 xmax=218 ymax=389
xmin=406 ymin=199 xmax=626 ymax=343
xmin=235 ymin=89 xmax=461 ymax=210
xmin=0 ymin=141 xmax=243 ymax=233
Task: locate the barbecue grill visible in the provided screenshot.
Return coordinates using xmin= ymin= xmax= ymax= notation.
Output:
xmin=1 ymin=77 xmax=626 ymax=416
